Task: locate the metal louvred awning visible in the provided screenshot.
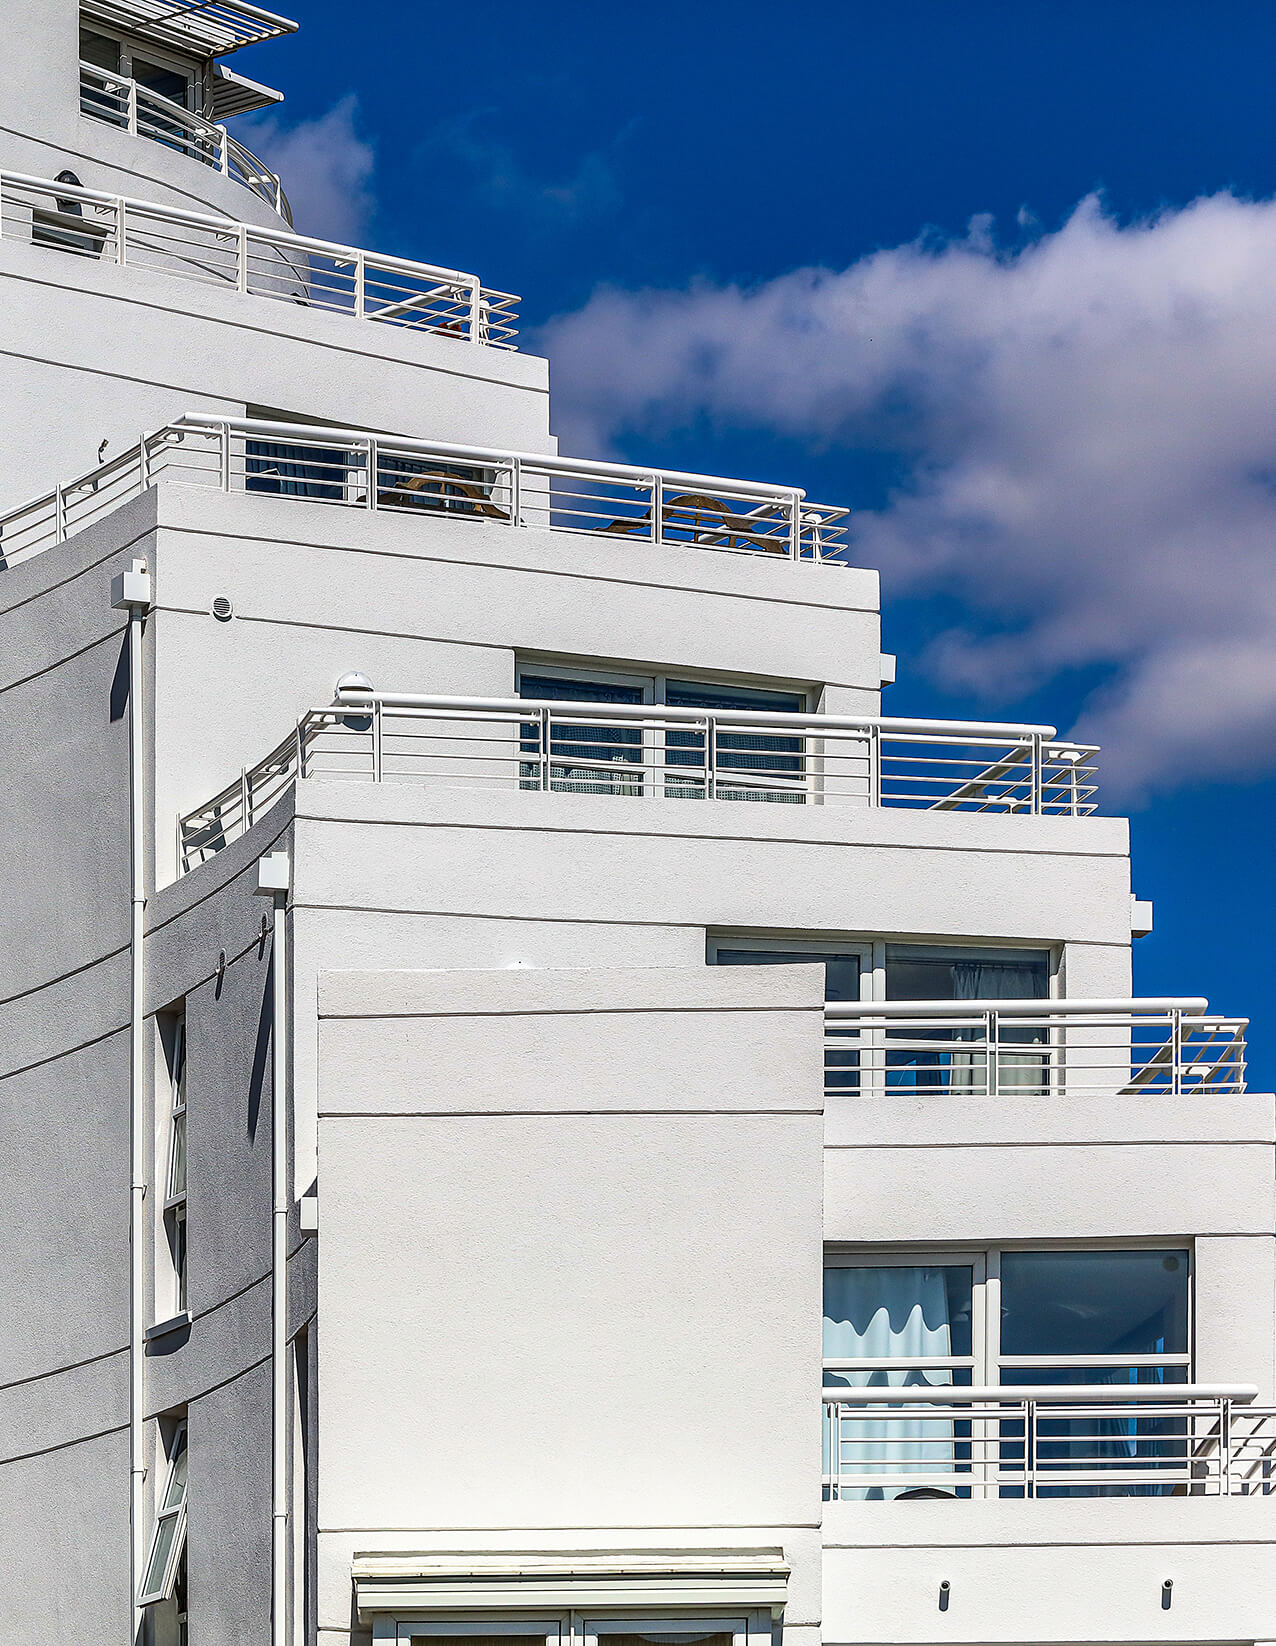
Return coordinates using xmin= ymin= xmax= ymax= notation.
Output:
xmin=352 ymin=1550 xmax=791 ymax=1623
xmin=81 ymin=0 xmax=298 ymax=57
xmin=210 ymin=63 xmax=284 ymax=118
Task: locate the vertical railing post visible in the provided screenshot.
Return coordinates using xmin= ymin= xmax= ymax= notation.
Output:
xmin=217 ymin=123 xmax=231 ymax=175
xmin=138 ymin=433 xmax=150 ymax=490
xmin=237 ymin=224 xmax=249 ymax=293
xmin=128 ymin=78 xmax=139 ymax=135
xmin=1221 ymin=1399 xmax=1232 ymax=1497
xmin=115 ymin=197 xmax=128 ymax=265
xmin=468 ymin=281 xmax=483 ymax=342
xmin=789 ymin=494 xmax=801 ymax=561
xmin=295 ymin=722 xmax=305 ymax=783
xmin=705 ymin=715 xmax=716 ymax=801
xmin=220 ymin=421 xmax=231 ymax=492
xmin=869 ymin=726 xmax=882 ymax=806
xmin=353 ymin=253 xmax=366 ymax=320
xmin=365 ymin=437 xmax=378 ymax=509
xmin=651 ymin=473 xmax=663 ymax=545
xmin=372 ymin=700 xmax=383 ymax=781
xmin=55 ymin=483 xmax=65 ymax=543
xmin=240 ymin=768 xmax=250 ymax=834
xmin=540 ymin=708 xmax=551 ymax=791
xmin=510 ymin=457 xmax=521 ymax=527
xmin=1171 ymin=1008 xmax=1183 ymax=1096
xmin=1025 ymin=1400 xmax=1037 ymax=1498
xmin=1031 ymin=733 xmax=1043 ymax=816
xmin=987 ymin=1009 xmax=999 ymax=1098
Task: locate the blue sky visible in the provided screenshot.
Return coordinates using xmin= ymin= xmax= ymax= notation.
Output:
xmin=238 ymin=1 xmax=1276 ymax=1087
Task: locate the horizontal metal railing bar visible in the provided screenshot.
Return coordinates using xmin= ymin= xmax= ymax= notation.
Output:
xmin=824 ymin=996 xmax=1214 ymax=1018
xmin=335 ymin=688 xmax=1063 ymax=741
xmin=1 ymin=171 xmax=516 ymax=345
xmin=822 ymin=1384 xmax=1259 ymax=1404
xmin=1 ymin=170 xmax=485 ymax=285
xmin=79 ymin=63 xmax=291 ymax=222
xmin=175 ymin=413 xmax=820 ymax=499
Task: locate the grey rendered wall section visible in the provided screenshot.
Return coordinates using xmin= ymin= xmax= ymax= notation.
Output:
xmin=0 ymin=497 xmax=142 ymax=1637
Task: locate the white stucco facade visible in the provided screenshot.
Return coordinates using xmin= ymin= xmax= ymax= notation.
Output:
xmin=0 ymin=11 xmax=1272 ymax=1646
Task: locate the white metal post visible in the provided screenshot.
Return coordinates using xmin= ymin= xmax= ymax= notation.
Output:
xmin=115 ymin=197 xmax=128 ymax=265
xmin=128 ymin=78 xmax=139 ymax=135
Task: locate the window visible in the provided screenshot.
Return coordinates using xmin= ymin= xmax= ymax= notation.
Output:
xmin=824 ymin=1246 xmax=1190 ymax=1498
xmin=711 ymin=938 xmax=1052 ymax=1095
xmin=163 ymin=1016 xmax=188 ymax=1315
xmin=140 ymin=1418 xmax=188 ymax=1606
xmin=393 ymin=1617 xmax=765 ymax=1646
xmin=516 ymin=664 xmax=808 ymax=800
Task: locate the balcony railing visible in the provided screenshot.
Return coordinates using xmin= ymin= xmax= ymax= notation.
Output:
xmin=0 ymin=172 xmax=518 ymax=348
xmin=823 ymin=997 xmax=1248 ymax=1097
xmin=0 ymin=416 xmax=851 ymax=569
xmin=80 ymin=62 xmax=292 ymax=222
xmin=822 ymin=1384 xmax=1276 ymax=1498
xmin=175 ymin=692 xmax=1100 ymax=870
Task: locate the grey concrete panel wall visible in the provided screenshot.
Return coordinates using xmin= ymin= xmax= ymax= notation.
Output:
xmin=0 ymin=1426 xmax=131 ymax=1641
xmin=0 ymin=241 xmax=550 ymax=508
xmin=188 ymin=1357 xmax=273 ymax=1645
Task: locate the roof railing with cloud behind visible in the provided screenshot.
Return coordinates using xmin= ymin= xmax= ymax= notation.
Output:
xmin=0 ymin=413 xmax=850 ymax=568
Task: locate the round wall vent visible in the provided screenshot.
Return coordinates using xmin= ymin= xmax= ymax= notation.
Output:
xmin=211 ymin=596 xmax=233 ymax=621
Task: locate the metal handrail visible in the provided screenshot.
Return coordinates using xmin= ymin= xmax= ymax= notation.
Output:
xmin=822 ymin=1386 xmax=1276 ymax=1498
xmin=0 ymin=416 xmax=853 ymax=570
xmin=0 ymin=170 xmax=518 ymax=346
xmin=79 ymin=61 xmax=292 ymax=223
xmin=172 ymin=692 xmax=1102 ymax=872
xmin=823 ymin=999 xmax=1248 ymax=1097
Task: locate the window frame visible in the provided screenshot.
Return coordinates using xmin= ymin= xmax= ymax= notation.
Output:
xmin=79 ymin=22 xmax=204 ymax=110
xmin=388 ymin=1612 xmax=769 ymax=1646
xmin=159 ymin=1013 xmax=188 ymax=1319
xmin=139 ymin=1417 xmax=188 ymax=1607
xmin=824 ymin=1241 xmax=1194 ymax=1386
xmin=515 ymin=662 xmax=812 ymax=802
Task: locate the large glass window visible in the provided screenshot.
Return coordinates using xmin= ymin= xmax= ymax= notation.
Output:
xmin=516 ymin=666 xmax=808 ymax=801
xmin=823 ymin=1247 xmax=1191 ymax=1500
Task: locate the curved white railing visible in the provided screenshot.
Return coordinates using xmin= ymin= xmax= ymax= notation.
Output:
xmin=80 ymin=62 xmax=292 ymax=223
xmin=0 ymin=171 xmax=518 ymax=346
xmin=823 ymin=997 xmax=1247 ymax=1096
xmin=174 ymin=692 xmax=1100 ymax=871
xmin=0 ymin=416 xmax=852 ymax=569
xmin=822 ymin=1384 xmax=1275 ymax=1498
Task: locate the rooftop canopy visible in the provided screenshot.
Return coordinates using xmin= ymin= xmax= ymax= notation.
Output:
xmin=81 ymin=0 xmax=297 ymax=57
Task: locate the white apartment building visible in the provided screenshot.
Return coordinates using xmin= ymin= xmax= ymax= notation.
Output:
xmin=0 ymin=8 xmax=1272 ymax=1646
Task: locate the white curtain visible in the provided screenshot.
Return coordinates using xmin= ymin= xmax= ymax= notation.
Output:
xmin=824 ymin=1267 xmax=958 ymax=1499
xmin=952 ymin=961 xmax=1045 ymax=1094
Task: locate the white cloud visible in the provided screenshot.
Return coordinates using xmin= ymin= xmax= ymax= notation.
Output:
xmin=238 ymin=95 xmax=375 ymax=243
xmin=539 ymin=193 xmax=1276 ymax=799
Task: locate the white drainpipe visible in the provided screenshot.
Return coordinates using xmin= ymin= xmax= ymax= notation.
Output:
xmin=256 ymin=852 xmax=292 ymax=1646
xmin=111 ymin=559 xmax=152 ymax=1645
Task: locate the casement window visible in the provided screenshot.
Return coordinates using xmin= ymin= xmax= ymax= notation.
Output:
xmin=823 ymin=1246 xmax=1191 ymax=1498
xmin=515 ymin=664 xmax=808 ymax=800
xmin=139 ymin=1419 xmax=188 ymax=1606
xmin=80 ymin=25 xmax=200 ymax=111
xmin=163 ymin=1016 xmax=188 ymax=1316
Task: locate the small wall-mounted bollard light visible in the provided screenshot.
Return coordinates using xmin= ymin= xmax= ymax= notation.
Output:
xmin=1162 ymin=1579 xmax=1174 ymax=1610
xmin=938 ymin=1580 xmax=951 ymax=1613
